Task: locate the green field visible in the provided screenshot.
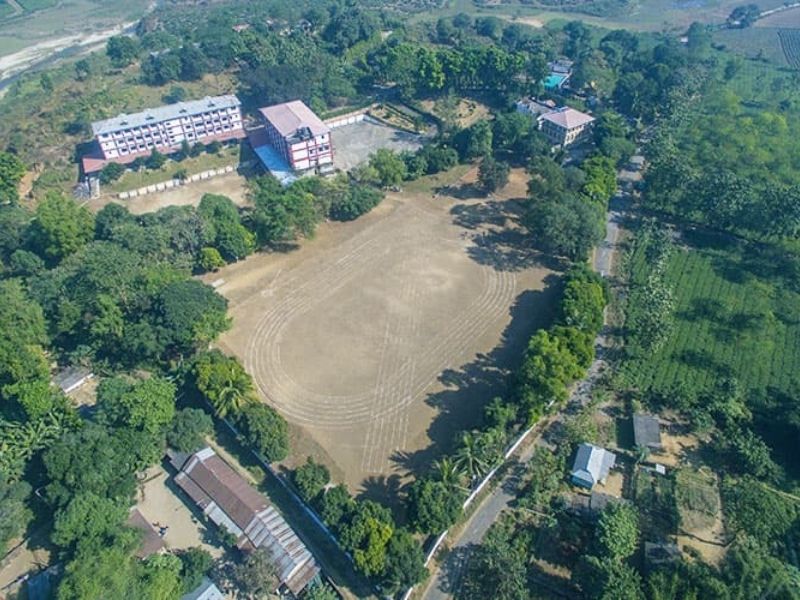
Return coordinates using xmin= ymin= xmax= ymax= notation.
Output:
xmin=623 ymin=230 xmax=800 ymax=397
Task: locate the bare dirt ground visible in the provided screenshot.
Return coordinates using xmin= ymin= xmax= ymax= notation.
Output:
xmin=209 ymin=167 xmax=560 ymax=499
xmin=135 ymin=466 xmax=224 ymax=558
xmin=87 ymin=171 xmax=250 ymax=215
xmin=331 ymin=118 xmax=425 ymax=172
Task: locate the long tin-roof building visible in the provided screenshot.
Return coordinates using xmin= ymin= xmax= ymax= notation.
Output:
xmin=169 ymin=447 xmax=320 ymax=597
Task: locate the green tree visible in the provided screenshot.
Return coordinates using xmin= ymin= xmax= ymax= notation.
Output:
xmin=156 ymin=280 xmax=230 ymax=355
xmin=319 ymin=484 xmax=356 ymax=528
xmin=52 ymin=492 xmax=128 ymax=551
xmin=0 ymin=280 xmax=49 ymax=395
xmin=249 ymin=178 xmax=318 ymax=246
xmin=57 ymin=531 xmax=145 ymax=600
xmin=106 ymin=35 xmax=140 ymax=67
xmin=406 ymin=478 xmax=463 ymax=534
xmin=329 ymin=184 xmax=383 ymax=221
xmin=560 ymin=266 xmax=607 ymax=333
xmin=232 ymin=547 xmax=278 ymax=599
xmin=517 ymin=329 xmax=584 ymax=414
xmin=236 ymin=403 xmax=289 ymax=462
xmin=74 ymin=58 xmax=92 ymax=81
xmin=28 ymin=192 xmax=94 ymax=263
xmin=198 ymin=193 xmax=255 ymax=261
xmin=454 ymin=431 xmax=489 ymax=482
xmin=43 ymin=423 xmax=138 ymax=509
xmin=0 ymin=151 xmax=25 ymax=205
xmin=369 ymin=149 xmax=407 ymax=188
xmin=167 ymin=408 xmax=214 ymax=453
xmin=524 ymin=195 xmax=604 ymax=262
xmin=99 ymin=162 xmax=125 ymax=185
xmin=381 ymin=528 xmax=427 ymax=594
xmin=145 ymin=149 xmax=167 ymax=170
xmin=305 ymin=582 xmax=339 ymax=600
xmin=177 ymin=547 xmax=213 ymax=593
xmin=459 ymin=520 xmax=527 ymax=600
xmin=97 ymin=376 xmax=176 ymax=435
xmin=293 ymin=457 xmax=330 ymax=501
xmin=721 ymin=477 xmax=797 ymax=548
xmin=462 ymin=120 xmax=493 ymax=161
xmin=199 ymin=247 xmax=225 ymax=271
xmin=0 ymin=477 xmax=32 ymax=551
xmin=194 ymin=350 xmax=256 ymax=418
xmin=340 ymin=501 xmax=394 ymax=577
xmin=477 ymin=156 xmax=510 ymax=193
xmin=596 ymin=503 xmax=639 ymax=561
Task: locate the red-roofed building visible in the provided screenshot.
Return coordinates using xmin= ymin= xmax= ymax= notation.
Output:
xmin=540 ymin=107 xmax=595 ymax=148
xmin=258 ymin=100 xmax=333 ymax=173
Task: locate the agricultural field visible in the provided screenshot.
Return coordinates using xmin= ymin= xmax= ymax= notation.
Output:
xmin=210 ymin=167 xmax=559 ymax=498
xmin=623 ymin=229 xmax=800 ymax=398
xmin=778 ymin=29 xmax=800 ymax=68
xmin=713 ymin=26 xmax=788 ymax=66
xmin=411 ymin=0 xmax=787 ymax=32
xmin=675 ymin=468 xmax=728 ymax=564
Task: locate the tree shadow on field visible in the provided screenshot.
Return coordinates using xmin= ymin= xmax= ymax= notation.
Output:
xmin=450 ymin=198 xmax=565 ymax=273
xmin=357 ymin=474 xmax=404 ymax=521
xmin=392 ymin=277 xmax=562 ymax=477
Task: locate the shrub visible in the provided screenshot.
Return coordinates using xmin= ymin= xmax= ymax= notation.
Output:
xmin=99 ymin=162 xmax=125 ymax=185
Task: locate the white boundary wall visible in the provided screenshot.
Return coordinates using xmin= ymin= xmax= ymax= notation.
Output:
xmin=116 ymin=164 xmax=239 ymax=200
xmin=400 ymin=424 xmax=537 ymax=600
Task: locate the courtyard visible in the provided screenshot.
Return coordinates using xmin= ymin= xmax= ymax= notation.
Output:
xmin=331 ymin=118 xmax=425 ymax=171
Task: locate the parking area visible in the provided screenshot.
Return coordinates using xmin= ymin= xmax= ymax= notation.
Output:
xmin=331 ymin=118 xmax=425 ymax=171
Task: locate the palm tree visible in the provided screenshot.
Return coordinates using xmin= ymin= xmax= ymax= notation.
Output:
xmin=454 ymin=431 xmax=488 ymax=484
xmin=197 ymin=353 xmax=256 ymax=418
xmin=432 ymin=456 xmax=465 ymax=490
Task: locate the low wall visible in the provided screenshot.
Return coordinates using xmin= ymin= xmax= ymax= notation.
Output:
xmin=116 ymin=164 xmax=238 ymax=200
xmin=324 ymin=104 xmax=376 ymax=129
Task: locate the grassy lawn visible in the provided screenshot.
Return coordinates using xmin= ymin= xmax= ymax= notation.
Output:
xmin=104 ymin=145 xmax=242 ymax=194
xmin=623 ymin=229 xmax=800 ymax=398
xmin=402 ymin=163 xmax=472 ymax=194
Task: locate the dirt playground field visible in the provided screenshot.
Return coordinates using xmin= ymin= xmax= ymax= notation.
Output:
xmin=210 ymin=167 xmax=559 ymax=496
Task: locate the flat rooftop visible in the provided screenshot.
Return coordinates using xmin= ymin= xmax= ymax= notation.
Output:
xmin=259 ymin=100 xmax=329 ymax=139
xmin=91 ymin=95 xmax=241 ymax=136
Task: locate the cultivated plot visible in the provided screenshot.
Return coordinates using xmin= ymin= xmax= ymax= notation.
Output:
xmin=213 ymin=169 xmax=557 ymax=495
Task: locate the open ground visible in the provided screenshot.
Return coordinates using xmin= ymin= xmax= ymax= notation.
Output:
xmin=209 ymin=167 xmax=560 ymax=500
xmin=331 ymin=118 xmax=425 ymax=171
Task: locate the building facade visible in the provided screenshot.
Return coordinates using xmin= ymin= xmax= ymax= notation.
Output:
xmin=91 ymin=95 xmax=244 ymax=162
xmin=540 ymin=107 xmax=595 ymax=148
xmin=258 ymin=100 xmax=333 ymax=173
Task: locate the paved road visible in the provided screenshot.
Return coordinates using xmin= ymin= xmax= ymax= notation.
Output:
xmin=420 ymin=186 xmax=631 ymax=600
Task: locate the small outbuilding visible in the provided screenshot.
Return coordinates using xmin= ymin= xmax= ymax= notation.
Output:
xmin=633 ymin=414 xmax=663 ymax=451
xmin=181 ymin=577 xmax=224 ymax=600
xmin=570 ymin=443 xmax=616 ymax=489
xmin=52 ymin=366 xmax=93 ymax=395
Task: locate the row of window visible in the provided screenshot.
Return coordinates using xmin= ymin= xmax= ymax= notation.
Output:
xmin=99 ymin=110 xmax=241 ymax=140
